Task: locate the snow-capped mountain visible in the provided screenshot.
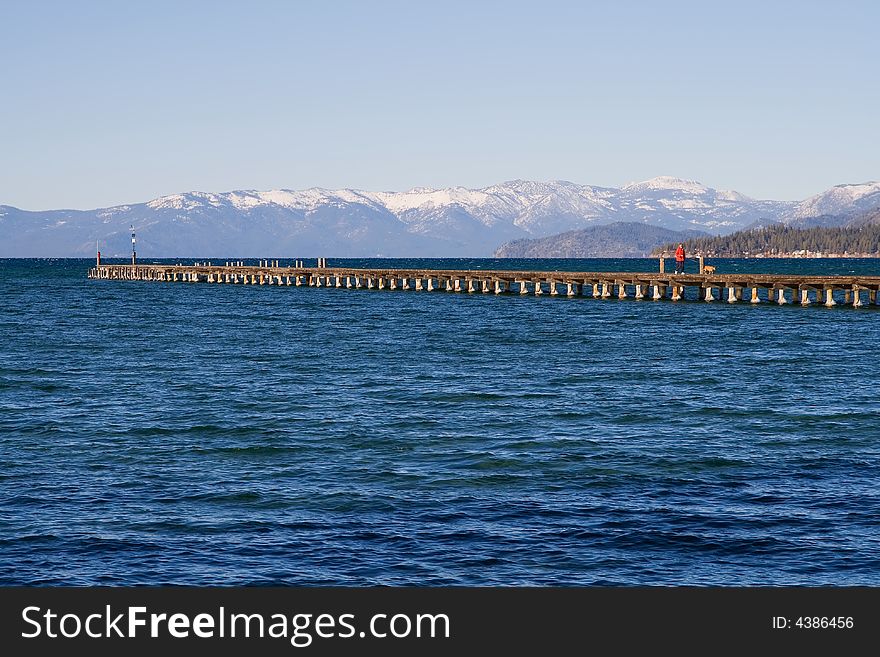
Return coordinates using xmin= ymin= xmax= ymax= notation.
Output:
xmin=782 ymin=182 xmax=880 ymax=225
xmin=0 ymin=177 xmax=876 ymax=257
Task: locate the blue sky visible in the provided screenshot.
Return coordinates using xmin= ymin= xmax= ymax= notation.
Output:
xmin=1 ymin=0 xmax=878 ymax=209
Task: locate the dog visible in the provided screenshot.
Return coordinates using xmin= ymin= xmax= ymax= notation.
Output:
xmin=703 ymin=265 xmax=716 ymax=274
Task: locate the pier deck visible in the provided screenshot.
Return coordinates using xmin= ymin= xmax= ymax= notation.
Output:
xmin=88 ymin=263 xmax=880 ymax=306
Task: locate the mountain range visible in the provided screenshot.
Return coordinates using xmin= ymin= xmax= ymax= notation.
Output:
xmin=1 ymin=177 xmax=879 ymax=257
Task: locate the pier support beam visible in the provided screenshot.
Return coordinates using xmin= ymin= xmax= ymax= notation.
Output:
xmin=727 ymin=287 xmax=737 ymax=303
xmin=844 ymin=289 xmax=851 ymax=304
xmin=601 ymin=282 xmax=611 ymax=298
xmin=534 ymin=281 xmax=543 ymax=296
xmin=497 ymin=280 xmax=506 ymax=294
xmin=871 ymin=290 xmax=878 ymax=305
xmin=800 ymin=288 xmax=810 ymax=305
xmin=704 ymin=286 xmax=715 ymax=302
xmin=550 ymin=281 xmax=559 ymax=296
xmin=751 ymin=287 xmax=760 ymax=303
xmin=518 ymin=280 xmax=529 ymax=294
xmin=853 ymin=287 xmax=863 ymax=307
xmin=671 ymin=285 xmax=682 ymax=301
xmin=825 ymin=288 xmax=835 ymax=307
xmin=482 ymin=279 xmax=491 ymax=293
xmin=617 ymin=283 xmax=627 ymax=299
xmin=416 ymin=278 xmax=425 ymax=291
xmin=652 ymin=284 xmax=662 ymax=301
xmin=776 ymin=288 xmax=787 ymax=304
xmin=634 ymin=284 xmax=644 ymax=300
xmin=566 ymin=282 xmax=576 ymax=297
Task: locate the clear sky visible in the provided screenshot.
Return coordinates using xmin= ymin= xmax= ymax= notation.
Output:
xmin=2 ymin=0 xmax=878 ymax=210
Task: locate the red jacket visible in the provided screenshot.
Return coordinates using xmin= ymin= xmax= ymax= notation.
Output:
xmin=675 ymin=246 xmax=685 ymax=262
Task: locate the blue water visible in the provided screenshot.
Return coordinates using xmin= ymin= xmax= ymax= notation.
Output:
xmin=2 ymin=258 xmax=879 ymax=586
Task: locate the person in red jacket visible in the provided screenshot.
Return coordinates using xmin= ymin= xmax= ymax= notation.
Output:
xmin=674 ymin=243 xmax=685 ymax=274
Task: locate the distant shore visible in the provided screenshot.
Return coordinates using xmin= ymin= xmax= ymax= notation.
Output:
xmin=676 ymin=253 xmax=880 ymax=259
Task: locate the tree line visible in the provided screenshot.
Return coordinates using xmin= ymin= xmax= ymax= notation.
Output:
xmin=653 ymin=223 xmax=880 ymax=257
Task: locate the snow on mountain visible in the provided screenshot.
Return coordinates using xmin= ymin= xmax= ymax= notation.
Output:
xmin=1 ymin=177 xmax=873 ymax=257
xmin=621 ymin=176 xmax=710 ymax=194
xmin=783 ymin=181 xmax=880 ymax=223
xmin=370 ymin=187 xmax=494 ymax=214
xmin=613 ymin=177 xmax=789 ymax=233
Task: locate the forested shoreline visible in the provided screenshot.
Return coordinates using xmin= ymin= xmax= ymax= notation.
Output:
xmin=654 ymin=223 xmax=880 ymax=257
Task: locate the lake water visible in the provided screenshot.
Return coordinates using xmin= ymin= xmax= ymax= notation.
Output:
xmin=2 ymin=258 xmax=879 ymax=585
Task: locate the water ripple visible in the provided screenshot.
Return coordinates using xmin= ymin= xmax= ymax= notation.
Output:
xmin=1 ymin=258 xmax=879 ymax=585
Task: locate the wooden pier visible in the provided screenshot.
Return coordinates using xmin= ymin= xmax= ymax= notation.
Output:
xmin=87 ymin=262 xmax=880 ymax=307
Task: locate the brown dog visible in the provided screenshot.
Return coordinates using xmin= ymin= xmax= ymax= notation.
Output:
xmin=703 ymin=265 xmax=716 ymax=274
